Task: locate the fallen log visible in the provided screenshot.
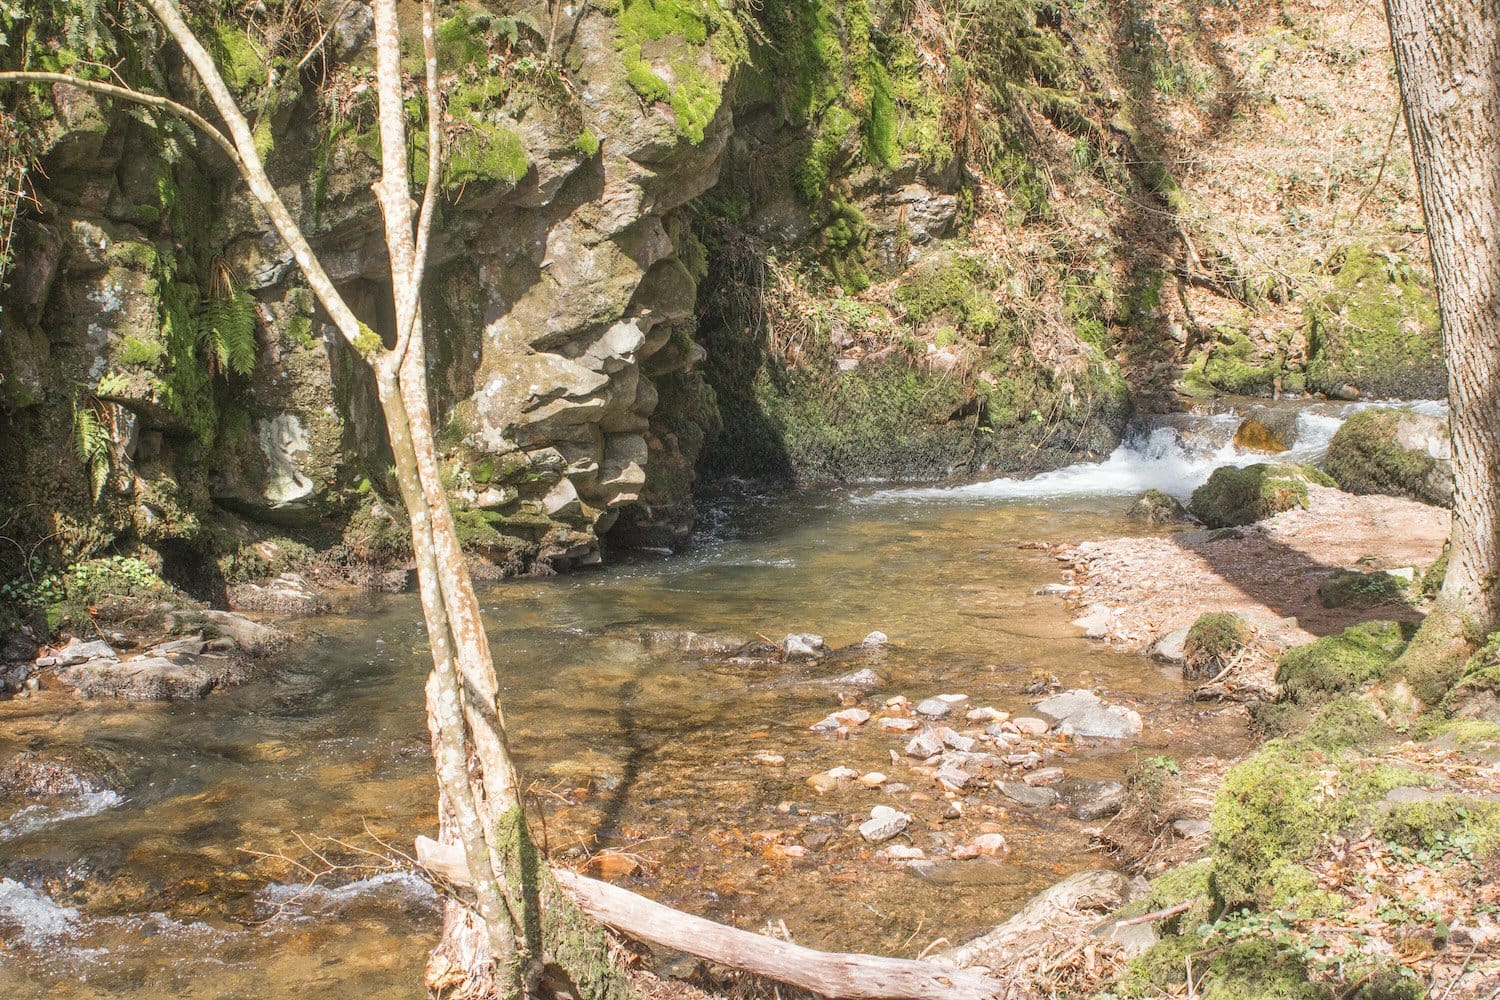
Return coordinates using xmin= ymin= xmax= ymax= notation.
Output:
xmin=416 ymin=835 xmax=1002 ymax=1000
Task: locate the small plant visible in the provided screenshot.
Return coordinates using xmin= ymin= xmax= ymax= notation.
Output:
xmin=73 ymin=398 xmax=113 ymax=502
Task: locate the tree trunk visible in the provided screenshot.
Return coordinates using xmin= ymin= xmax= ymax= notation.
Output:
xmin=1385 ymin=0 xmax=1500 ymax=643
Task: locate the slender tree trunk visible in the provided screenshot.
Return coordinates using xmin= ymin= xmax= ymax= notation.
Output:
xmin=1385 ymin=0 xmax=1500 ymax=648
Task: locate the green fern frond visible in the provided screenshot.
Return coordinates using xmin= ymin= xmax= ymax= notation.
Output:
xmin=199 ymin=292 xmax=258 ymax=376
xmin=73 ymin=401 xmax=112 ymax=503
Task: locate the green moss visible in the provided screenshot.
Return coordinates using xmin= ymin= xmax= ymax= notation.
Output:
xmin=1376 ymin=797 xmax=1500 ymax=856
xmin=1188 ymin=463 xmax=1332 ymax=528
xmin=1420 ymin=545 xmax=1448 ymax=600
xmin=1118 ymin=934 xmax=1329 ymax=1000
xmin=1140 ymin=857 xmax=1214 ymax=934
xmin=1324 ymin=408 xmax=1449 ymax=506
xmin=1299 ymin=695 xmax=1387 ymax=750
xmin=443 ymin=120 xmax=529 ymax=191
xmin=1277 ymin=620 xmax=1411 ymax=704
xmin=893 ymin=251 xmax=1000 ymax=338
xmin=214 ymin=24 xmax=266 ymax=93
xmin=1305 ymin=246 xmax=1444 ymax=399
xmin=574 ymin=128 xmax=601 ymax=157
xmin=1209 ymin=743 xmax=1425 ymax=910
xmin=1316 ymin=569 xmax=1411 ymax=610
xmin=1185 ymin=612 xmax=1250 ymax=679
xmin=1185 ymin=330 xmax=1282 ymax=397
xmin=118 ymin=335 xmax=164 ymax=366
xmin=1125 ymin=488 xmax=1189 ymax=525
xmin=614 ymin=0 xmax=745 ymax=145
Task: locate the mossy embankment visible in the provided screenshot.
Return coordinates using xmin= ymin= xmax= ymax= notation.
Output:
xmin=1101 ymin=608 xmax=1499 ymax=999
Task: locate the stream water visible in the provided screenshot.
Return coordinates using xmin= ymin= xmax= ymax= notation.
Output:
xmin=0 ymin=397 xmax=1443 ymax=997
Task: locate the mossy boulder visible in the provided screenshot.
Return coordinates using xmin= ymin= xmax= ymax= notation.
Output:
xmin=1125 ymin=488 xmax=1192 ymax=526
xmin=1316 ymin=568 xmax=1411 ymax=610
xmin=1188 ymin=463 xmax=1332 ymax=528
xmin=1182 ymin=330 xmax=1286 ymax=398
xmin=1184 ymin=611 xmax=1250 ymax=680
xmin=1324 ymin=408 xmax=1452 ymax=506
xmin=1276 ymin=620 xmax=1411 ymax=704
xmin=1305 ymin=246 xmax=1445 ymax=400
xmin=1118 ymin=932 xmax=1330 ymax=999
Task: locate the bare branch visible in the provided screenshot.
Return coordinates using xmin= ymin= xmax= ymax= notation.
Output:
xmin=0 ymin=71 xmax=241 ymax=165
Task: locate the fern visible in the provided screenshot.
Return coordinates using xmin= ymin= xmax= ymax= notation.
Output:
xmin=200 ymin=291 xmax=258 ymax=376
xmin=96 ymin=371 xmax=131 ymax=397
xmin=73 ymin=401 xmax=112 ymax=503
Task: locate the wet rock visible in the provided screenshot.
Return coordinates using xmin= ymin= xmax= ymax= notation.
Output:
xmin=1126 ymin=489 xmax=1193 ymax=526
xmin=1058 ymin=778 xmax=1126 ymax=821
xmin=1035 ymin=583 xmax=1082 ymax=598
xmin=858 ymin=805 xmax=911 ymax=843
xmin=35 ymin=637 xmax=117 ymax=668
xmin=905 ymin=732 xmax=944 ymax=759
xmin=166 ymin=609 xmax=287 ymax=658
xmin=638 ymin=629 xmax=747 ymax=656
xmin=880 ymin=844 xmax=925 ymax=860
xmin=54 ymin=652 xmax=247 ymax=701
xmin=826 ymin=667 xmax=884 ymax=689
xmin=858 ymin=772 xmax=887 ymax=787
xmin=1023 ymin=767 xmax=1065 ymax=787
xmin=999 ymin=782 xmax=1058 ymax=808
xmin=861 ymin=631 xmax=889 ymax=648
xmin=0 ymin=749 xmax=126 ymax=797
xmin=227 ymin=572 xmax=331 ymax=615
xmin=782 ymin=633 xmax=825 ymax=660
xmin=1151 ymin=627 xmax=1190 ymax=665
xmin=952 ymin=833 xmax=1007 ymax=859
xmin=810 ymin=707 xmax=871 ymax=732
xmin=1034 ymin=689 xmax=1143 ymax=740
xmin=1071 ymin=604 xmax=1114 ymax=639
xmin=753 ymin=752 xmax=785 ymax=767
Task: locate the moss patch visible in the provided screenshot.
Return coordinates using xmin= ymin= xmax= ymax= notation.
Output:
xmin=1277 ymin=620 xmax=1411 ymax=704
xmin=1316 ymin=569 xmax=1410 ymax=610
xmin=1184 ymin=611 xmax=1249 ymax=680
xmin=1305 ymin=246 xmax=1444 ymax=400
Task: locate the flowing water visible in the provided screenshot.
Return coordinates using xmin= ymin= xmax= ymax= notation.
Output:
xmin=0 ymin=397 xmax=1444 ymax=997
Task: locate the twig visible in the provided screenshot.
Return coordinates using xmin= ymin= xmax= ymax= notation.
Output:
xmin=1111 ymin=900 xmax=1191 ymax=928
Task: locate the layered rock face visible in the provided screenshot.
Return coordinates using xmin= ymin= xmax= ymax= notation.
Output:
xmin=0 ymin=0 xmax=741 ymax=578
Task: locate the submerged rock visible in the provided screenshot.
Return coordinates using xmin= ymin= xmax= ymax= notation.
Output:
xmin=0 ymin=749 xmax=126 ymax=798
xmin=55 ymin=652 xmax=246 ymax=701
xmin=999 ymin=782 xmax=1058 ymax=808
xmin=1034 ymin=690 xmax=1143 ymax=740
xmin=1125 ymin=489 xmax=1192 ymax=526
xmin=1058 ymin=778 xmax=1126 ymax=821
xmin=227 ymin=572 xmax=330 ymax=615
xmin=782 ymin=633 xmax=826 ymax=660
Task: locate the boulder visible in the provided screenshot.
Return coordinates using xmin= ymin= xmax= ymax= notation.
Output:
xmin=1324 ymin=407 xmax=1452 ymax=506
xmin=54 ymin=652 xmax=246 ymax=700
xmin=1188 ymin=463 xmax=1332 ymax=528
xmin=1058 ymin=778 xmax=1127 ymax=821
xmin=1034 ymin=689 xmax=1143 ymax=739
xmin=1125 ymin=489 xmax=1192 ymax=526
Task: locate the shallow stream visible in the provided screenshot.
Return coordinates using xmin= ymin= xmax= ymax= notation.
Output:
xmin=0 ymin=397 xmax=1441 ymax=997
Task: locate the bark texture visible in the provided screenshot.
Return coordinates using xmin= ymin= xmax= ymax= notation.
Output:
xmin=1385 ymin=0 xmax=1500 ymax=633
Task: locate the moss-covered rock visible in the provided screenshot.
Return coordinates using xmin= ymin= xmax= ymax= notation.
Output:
xmin=1324 ymin=408 xmax=1452 ymax=506
xmin=1184 ymin=611 xmax=1249 ymax=680
xmin=1126 ymin=488 xmax=1192 ymax=526
xmin=1305 ymin=246 xmax=1445 ymax=400
xmin=1316 ymin=569 xmax=1411 ymax=610
xmin=1188 ymin=463 xmax=1332 ymax=528
xmin=1119 ymin=933 xmax=1330 ymax=999
xmin=1299 ymin=695 xmax=1387 ymax=750
xmin=1276 ymin=620 xmax=1411 ymax=704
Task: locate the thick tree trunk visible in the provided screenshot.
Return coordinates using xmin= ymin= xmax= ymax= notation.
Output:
xmin=1385 ymin=0 xmax=1500 ymax=637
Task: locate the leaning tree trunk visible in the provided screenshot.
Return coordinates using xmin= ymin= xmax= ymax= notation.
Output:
xmin=1385 ymin=0 xmax=1500 ymax=656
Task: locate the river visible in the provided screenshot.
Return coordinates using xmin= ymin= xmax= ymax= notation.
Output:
xmin=0 ymin=397 xmax=1441 ymax=997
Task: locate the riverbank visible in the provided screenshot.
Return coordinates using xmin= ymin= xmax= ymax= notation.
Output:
xmin=1039 ymin=484 xmax=1500 ymax=998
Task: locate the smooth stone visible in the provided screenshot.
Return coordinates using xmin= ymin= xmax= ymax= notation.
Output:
xmin=1023 ymin=767 xmax=1065 ymax=787
xmin=1151 ymin=627 xmax=1190 ymax=665
xmin=783 ymin=633 xmax=826 ymax=660
xmin=880 ymin=717 xmax=919 ymax=732
xmin=859 ymin=805 xmax=911 ymax=843
xmin=1013 ymin=717 xmax=1050 ymax=736
xmin=916 ymin=698 xmax=952 ymax=718
xmin=1172 ymin=818 xmax=1212 ymax=838
xmin=999 ymin=782 xmax=1058 ymax=808
xmin=1058 ymin=778 xmax=1126 ymax=821
xmin=862 ymin=631 xmax=890 ymax=648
